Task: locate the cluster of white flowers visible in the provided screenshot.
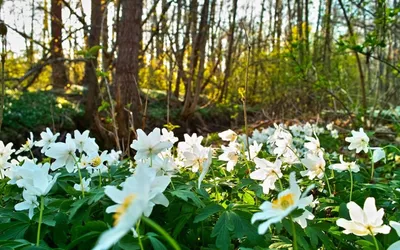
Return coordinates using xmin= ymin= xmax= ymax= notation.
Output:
xmin=176 ymin=132 xmax=213 ymax=188
xmin=0 ymin=122 xmax=397 ymax=250
xmin=215 ymin=122 xmax=394 ymax=239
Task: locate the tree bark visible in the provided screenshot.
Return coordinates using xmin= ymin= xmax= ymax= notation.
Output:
xmin=83 ymin=0 xmax=104 ymax=126
xmin=50 ymin=0 xmax=68 ymax=89
xmin=114 ymin=0 xmax=143 ymax=139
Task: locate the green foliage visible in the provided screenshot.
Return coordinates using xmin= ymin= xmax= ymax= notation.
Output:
xmin=1 ymin=91 xmax=82 ymax=141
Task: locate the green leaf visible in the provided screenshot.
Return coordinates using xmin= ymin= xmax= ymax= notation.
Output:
xmin=87 ymin=188 xmax=105 ymax=205
xmin=68 ymin=197 xmax=89 ymax=220
xmin=65 ymin=231 xmax=100 ymax=250
xmin=194 ymin=204 xmax=224 ymax=223
xmin=211 ymin=211 xmax=234 ymax=250
xmin=171 ymin=190 xmax=205 ymax=208
xmin=0 ymin=222 xmax=30 ymax=240
xmin=148 ymin=235 xmax=168 ymax=250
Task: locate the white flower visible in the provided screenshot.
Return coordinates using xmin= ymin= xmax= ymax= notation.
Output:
xmin=145 ymin=155 xmax=178 ymax=176
xmin=250 ymin=158 xmax=283 ymax=194
xmin=331 ymin=129 xmax=339 ymax=139
xmin=105 ymin=149 xmax=122 ymax=166
xmin=14 ymin=190 xmax=39 ymax=219
xmin=371 ymin=147 xmax=385 ymax=163
xmin=289 ymin=124 xmax=303 ymax=137
xmin=247 ymin=141 xmax=263 ymax=160
xmin=345 ymin=128 xmax=369 ymax=154
xmin=0 ymin=157 xmax=13 ymax=178
xmin=177 ymin=133 xmax=204 ymax=153
xmin=35 ymin=128 xmax=60 ymax=153
xmin=388 ymin=221 xmax=400 ymax=250
xmin=198 ymin=147 xmax=213 ymax=189
xmin=293 ymin=208 xmax=315 ymax=229
xmin=300 ymin=153 xmax=326 ymax=180
xmin=16 ymin=132 xmax=35 ymax=155
xmin=130 ymin=128 xmax=173 ymax=161
xmin=268 ymin=125 xmax=293 ymax=157
xmin=304 ymin=134 xmax=323 ymax=155
xmin=251 ymin=129 xmax=269 ymax=143
xmin=336 ymin=197 xmax=391 ymax=236
xmin=251 ymin=172 xmax=314 ymax=234
xmin=160 ymin=128 xmax=179 ymax=144
xmin=74 ymin=130 xmax=99 ymax=154
xmin=326 ymin=122 xmax=334 ymax=131
xmin=0 ymin=141 xmax=15 ymax=161
xmin=45 ymin=134 xmax=77 ymax=173
xmin=183 ymin=144 xmax=211 ymax=173
xmin=218 ymin=129 xmax=237 ymax=142
xmin=218 ymin=144 xmax=240 ymax=172
xmin=303 ymin=123 xmax=314 ymax=137
xmin=16 ymin=162 xmax=60 ymax=196
xmin=86 ymin=151 xmax=109 ymax=177
xmin=93 ymin=166 xmax=170 ymax=250
xmin=328 ymin=155 xmax=360 ymax=173
xmin=74 ymin=177 xmax=91 ymax=192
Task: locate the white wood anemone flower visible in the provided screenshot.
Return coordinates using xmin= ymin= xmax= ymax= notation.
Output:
xmin=45 ymin=134 xmax=77 ymax=173
xmin=345 ymin=128 xmax=369 ymax=154
xmin=218 ymin=129 xmax=237 ymax=143
xmin=14 ymin=190 xmax=39 ymax=219
xmin=15 ymin=132 xmax=35 ymax=155
xmin=251 ymin=172 xmax=314 ymax=234
xmin=35 ymin=128 xmax=60 ymax=154
xmin=249 ymin=158 xmax=283 ymax=194
xmin=328 ymin=155 xmax=360 ymax=173
xmin=15 ymin=162 xmax=60 ymax=197
xmin=388 ymin=221 xmax=400 ymax=250
xmin=0 ymin=141 xmax=15 ymax=161
xmin=218 ymin=144 xmax=240 ymax=172
xmin=300 ymin=153 xmax=326 ymax=180
xmin=73 ymin=130 xmax=99 ymax=155
xmin=130 ymin=128 xmax=173 ymax=161
xmin=93 ymin=166 xmax=170 ymax=250
xmin=336 ymin=197 xmax=391 ymax=236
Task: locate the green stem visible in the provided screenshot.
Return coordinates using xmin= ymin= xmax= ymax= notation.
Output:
xmin=99 ymin=173 xmax=102 ymax=187
xmin=382 ymin=145 xmax=400 ymax=153
xmin=349 ymin=169 xmax=353 ymax=202
xmin=141 ymin=216 xmax=181 ymax=250
xmin=210 ymin=167 xmax=220 ymax=201
xmin=29 ymin=149 xmax=35 ymax=160
xmin=36 ymin=196 xmax=45 ymax=246
xmin=324 ymin=172 xmax=333 ymax=197
xmin=275 ymin=172 xmax=283 ymax=190
xmin=289 ymin=216 xmax=298 ymax=250
xmin=136 ymin=220 xmax=144 ymax=250
xmin=369 ymin=150 xmax=375 ymax=180
xmin=369 ymin=230 xmax=379 ymax=250
xmin=72 ymin=154 xmax=85 ymax=198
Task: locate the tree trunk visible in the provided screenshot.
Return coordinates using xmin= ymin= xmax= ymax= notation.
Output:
xmin=219 ymin=0 xmax=238 ymax=101
xmin=114 ymin=0 xmax=143 ymax=139
xmin=51 ymin=0 xmax=68 ymax=89
xmin=83 ymin=0 xmax=104 ymax=126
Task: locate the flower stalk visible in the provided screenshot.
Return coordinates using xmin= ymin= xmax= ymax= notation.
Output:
xmin=36 ymin=196 xmax=45 ymax=246
xmin=289 ymin=215 xmax=298 ymax=250
xmin=142 ymin=216 xmax=181 ymax=250
xmin=349 ymin=169 xmax=353 ymax=202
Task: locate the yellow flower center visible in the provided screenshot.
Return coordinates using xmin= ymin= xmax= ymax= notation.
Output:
xmin=90 ymin=156 xmax=102 ymax=167
xmin=113 ymin=194 xmax=136 ymax=226
xmin=272 ymin=193 xmax=295 ymax=210
xmin=227 ymin=152 xmax=238 ymax=161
